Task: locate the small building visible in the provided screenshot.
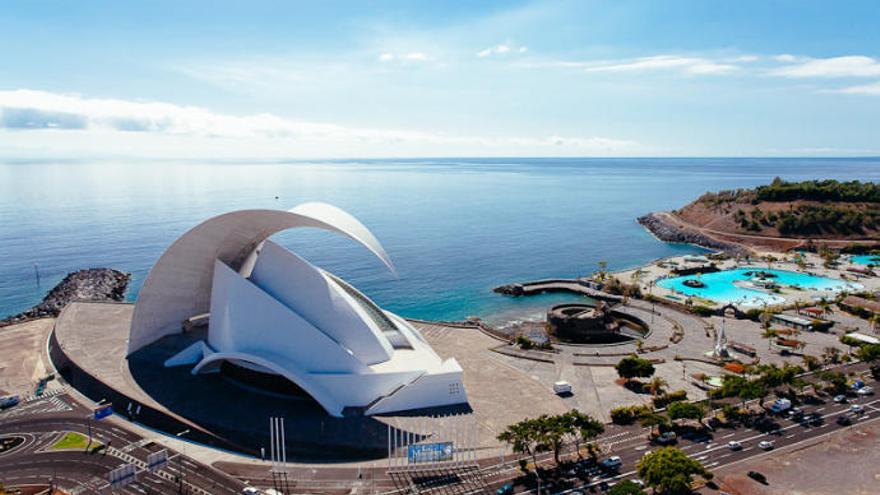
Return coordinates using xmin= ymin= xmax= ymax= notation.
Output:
xmin=771 ymin=313 xmax=816 ymax=331
xmin=801 ymin=307 xmax=825 ymax=319
xmin=845 ymin=332 xmax=880 ymax=345
xmin=840 ymin=295 xmax=880 ymax=316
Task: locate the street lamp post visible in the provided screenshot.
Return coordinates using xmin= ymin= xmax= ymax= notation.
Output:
xmin=176 ymin=429 xmax=190 ymax=495
xmin=85 ymin=398 xmax=107 ymax=452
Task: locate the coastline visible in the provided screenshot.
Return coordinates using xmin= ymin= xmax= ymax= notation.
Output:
xmin=0 ymin=268 xmax=130 ymax=328
xmin=637 ymin=211 xmax=751 ymax=255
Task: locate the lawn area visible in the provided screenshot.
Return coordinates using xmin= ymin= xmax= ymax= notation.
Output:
xmin=50 ymin=432 xmax=100 ymax=451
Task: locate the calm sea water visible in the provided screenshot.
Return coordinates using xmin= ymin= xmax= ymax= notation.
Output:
xmin=1 ymin=158 xmax=879 ymax=324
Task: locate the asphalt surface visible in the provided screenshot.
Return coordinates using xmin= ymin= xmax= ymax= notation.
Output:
xmin=0 ymin=390 xmax=249 ymax=495
xmin=2 ymin=362 xmax=876 ymax=495
xmin=474 ymin=363 xmax=880 ymax=495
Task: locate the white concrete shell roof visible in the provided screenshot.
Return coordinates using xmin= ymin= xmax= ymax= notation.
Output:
xmin=128 ymin=203 xmax=395 ymax=355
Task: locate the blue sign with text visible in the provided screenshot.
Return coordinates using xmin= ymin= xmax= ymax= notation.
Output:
xmin=407 ymin=442 xmax=453 ymax=464
xmin=94 ymin=404 xmax=113 ymax=420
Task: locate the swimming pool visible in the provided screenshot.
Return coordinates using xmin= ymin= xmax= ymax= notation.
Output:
xmin=656 ymin=267 xmax=861 ymax=306
xmin=850 ymin=254 xmax=880 ymax=266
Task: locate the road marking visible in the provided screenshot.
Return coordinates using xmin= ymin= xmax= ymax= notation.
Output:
xmin=722 ymin=433 xmax=735 ymax=439
xmin=785 ymin=434 xmax=795 ymax=439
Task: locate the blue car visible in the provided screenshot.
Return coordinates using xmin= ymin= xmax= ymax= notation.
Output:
xmin=496 ymin=483 xmax=513 ymax=495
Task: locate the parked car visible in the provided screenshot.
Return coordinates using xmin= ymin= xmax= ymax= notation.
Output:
xmin=242 ymin=488 xmax=261 ymax=495
xmin=806 ymin=413 xmax=823 ymax=426
xmin=652 ymin=431 xmax=677 ymax=445
xmin=600 ymin=456 xmax=623 ymax=471
xmin=837 ymin=415 xmax=853 ymax=426
xmin=850 ymin=404 xmax=865 ymax=415
xmin=857 ymin=386 xmax=874 ymax=396
xmin=758 ymin=440 xmax=774 ymax=450
xmin=769 ymin=398 xmax=792 ymax=414
xmin=833 ymin=395 xmax=847 ymax=403
xmin=0 ymin=395 xmax=19 ymax=409
xmin=852 ymin=380 xmax=865 ymax=390
xmin=496 ymin=483 xmax=513 ymax=495
xmin=788 ymin=407 xmax=804 ymax=420
xmin=727 ymin=440 xmax=742 ymax=450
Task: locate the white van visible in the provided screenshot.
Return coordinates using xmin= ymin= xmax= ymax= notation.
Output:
xmin=553 ymin=381 xmax=572 ymax=395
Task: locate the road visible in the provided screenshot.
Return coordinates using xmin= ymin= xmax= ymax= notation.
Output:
xmin=480 ymin=375 xmax=880 ymax=494
xmin=0 ymin=390 xmax=249 ymax=495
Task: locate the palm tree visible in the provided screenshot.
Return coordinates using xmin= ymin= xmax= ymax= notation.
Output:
xmin=646 ymin=376 xmax=668 ymax=397
xmin=596 ymin=261 xmax=608 ymax=282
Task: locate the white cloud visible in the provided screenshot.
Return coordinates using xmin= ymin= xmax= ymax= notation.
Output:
xmin=579 ymin=55 xmax=739 ymax=75
xmin=770 ymin=55 xmax=880 ymax=78
xmin=376 ymin=51 xmax=430 ymax=64
xmin=831 ymin=81 xmax=880 ymax=95
xmin=476 ymin=43 xmax=527 ymax=58
xmin=773 ymin=54 xmax=798 ymax=62
xmin=402 ymin=52 xmax=427 ymax=61
xmin=0 ymin=89 xmax=646 ymax=158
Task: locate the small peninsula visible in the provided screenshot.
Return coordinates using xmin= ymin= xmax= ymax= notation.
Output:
xmin=0 ymin=268 xmax=130 ymax=326
xmin=639 ymin=178 xmax=880 ymax=252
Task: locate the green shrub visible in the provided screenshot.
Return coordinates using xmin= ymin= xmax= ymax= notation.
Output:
xmin=610 ymin=404 xmax=652 ymax=425
xmin=690 ymin=305 xmax=715 ymax=317
xmin=653 ymin=389 xmax=688 ymax=409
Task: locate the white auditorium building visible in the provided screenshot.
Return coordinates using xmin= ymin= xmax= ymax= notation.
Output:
xmin=127 ymin=203 xmax=467 ymax=417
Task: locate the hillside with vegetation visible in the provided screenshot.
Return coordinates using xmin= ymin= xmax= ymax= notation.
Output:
xmin=674 ymin=178 xmax=880 ymax=239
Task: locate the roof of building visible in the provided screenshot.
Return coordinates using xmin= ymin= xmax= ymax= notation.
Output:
xmin=772 ymin=313 xmax=814 ymax=327
xmin=842 ymin=295 xmax=880 ymax=315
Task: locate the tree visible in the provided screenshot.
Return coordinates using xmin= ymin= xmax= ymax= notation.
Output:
xmin=616 ymin=355 xmax=656 ymax=381
xmin=640 ymin=412 xmax=670 ymax=436
xmin=596 ymin=261 xmax=609 ymax=281
xmin=497 ymin=418 xmax=551 ymax=472
xmin=856 ymin=343 xmax=880 ymax=363
xmin=857 ymin=344 xmax=880 ymax=377
xmin=667 ymin=401 xmax=706 ymax=426
xmin=560 ymin=410 xmax=604 ymax=459
xmin=822 ymin=346 xmax=842 ymax=365
xmin=608 ymin=480 xmax=647 ymax=495
xmin=637 ymin=447 xmax=712 ymax=495
xmin=645 ymin=376 xmax=669 ymax=397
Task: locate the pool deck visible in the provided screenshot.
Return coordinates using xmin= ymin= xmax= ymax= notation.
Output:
xmin=613 ymin=250 xmax=880 ymax=309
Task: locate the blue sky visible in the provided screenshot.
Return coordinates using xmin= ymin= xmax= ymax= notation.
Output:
xmin=1 ymin=0 xmax=878 ymax=158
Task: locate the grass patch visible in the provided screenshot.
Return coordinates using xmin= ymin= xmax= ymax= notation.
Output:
xmin=50 ymin=431 xmax=99 ymax=451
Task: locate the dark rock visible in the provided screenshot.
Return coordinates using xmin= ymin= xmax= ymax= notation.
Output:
xmin=0 ymin=268 xmax=130 ymax=327
xmin=637 ymin=212 xmax=750 ymax=256
xmin=493 ymin=284 xmax=524 ymax=296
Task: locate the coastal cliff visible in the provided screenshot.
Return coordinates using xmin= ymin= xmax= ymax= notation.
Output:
xmin=637 ymin=212 xmax=750 ymax=255
xmin=0 ymin=268 xmax=130 ymax=326
xmin=639 ymin=179 xmax=880 ymax=253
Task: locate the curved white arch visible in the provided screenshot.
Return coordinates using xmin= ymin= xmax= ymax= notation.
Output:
xmin=192 ymin=351 xmax=344 ymax=416
xmin=128 ymin=203 xmax=395 ymax=355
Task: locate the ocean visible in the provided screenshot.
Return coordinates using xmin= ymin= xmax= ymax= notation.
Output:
xmin=1 ymin=157 xmax=879 ymax=325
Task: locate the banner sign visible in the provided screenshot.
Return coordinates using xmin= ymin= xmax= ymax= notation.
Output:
xmin=407 ymin=442 xmax=453 ymax=464
xmin=94 ymin=404 xmax=113 ymax=420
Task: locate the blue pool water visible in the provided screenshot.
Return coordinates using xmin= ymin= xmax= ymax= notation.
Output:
xmin=657 ymin=268 xmax=861 ymax=306
xmin=850 ymin=254 xmax=880 ymax=266
xmin=2 ymin=157 xmax=880 ymax=323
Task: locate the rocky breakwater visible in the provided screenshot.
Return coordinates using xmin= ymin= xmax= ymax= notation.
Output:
xmin=637 ymin=212 xmax=750 ymax=256
xmin=0 ymin=268 xmax=131 ymax=327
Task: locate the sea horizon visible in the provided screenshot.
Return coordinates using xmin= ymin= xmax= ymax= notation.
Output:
xmin=3 ymin=156 xmax=880 ymax=324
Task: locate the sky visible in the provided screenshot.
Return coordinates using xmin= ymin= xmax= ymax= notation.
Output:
xmin=0 ymin=0 xmax=878 ymax=159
